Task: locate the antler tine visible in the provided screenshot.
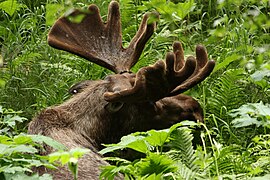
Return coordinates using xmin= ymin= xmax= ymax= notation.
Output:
xmin=104 ymin=41 xmax=215 ymax=103
xmin=48 ymin=1 xmax=157 ymax=73
xmin=125 ymin=12 xmax=159 ymax=69
xmin=173 ymin=41 xmax=185 ymax=71
xmin=106 ymin=1 xmax=122 ymax=50
xmin=169 ymin=44 xmax=215 ymax=96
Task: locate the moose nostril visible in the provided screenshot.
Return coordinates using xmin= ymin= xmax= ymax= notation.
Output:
xmin=195 ymin=113 xmax=204 ymax=123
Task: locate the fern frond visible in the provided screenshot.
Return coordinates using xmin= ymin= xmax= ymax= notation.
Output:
xmin=174 ymin=161 xmax=199 ymax=180
xmin=167 ymin=127 xmax=199 ymax=171
xmin=207 ymin=68 xmax=248 ymax=120
xmin=209 ymin=144 xmax=252 ymax=175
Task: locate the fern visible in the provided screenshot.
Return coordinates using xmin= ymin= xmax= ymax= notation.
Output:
xmin=167 ymin=127 xmax=202 ymax=179
xmin=209 ymin=144 xmax=254 ymax=176
xmin=168 ymin=127 xmax=198 ymax=170
xmin=207 ymin=69 xmax=248 ymax=121
xmin=174 ymin=161 xmax=200 ymax=180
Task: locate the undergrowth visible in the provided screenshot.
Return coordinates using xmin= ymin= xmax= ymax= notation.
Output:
xmin=0 ymin=0 xmax=269 ymax=179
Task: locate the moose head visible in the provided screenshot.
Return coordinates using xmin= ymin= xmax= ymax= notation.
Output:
xmin=28 ymin=1 xmax=215 ymax=179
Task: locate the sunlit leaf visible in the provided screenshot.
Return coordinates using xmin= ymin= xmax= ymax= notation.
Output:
xmin=231 ymin=102 xmax=270 ymax=128
xmin=251 ymin=69 xmax=270 ymax=81
xmin=3 ymin=145 xmax=38 ymax=155
xmin=0 ymin=166 xmax=31 ymax=174
xmin=13 ymin=134 xmax=33 ymax=144
xmin=48 ymin=151 xmax=63 ymax=163
xmin=135 ymin=153 xmax=177 ymax=177
xmin=3 ymin=115 xmax=27 ymax=128
xmin=127 ymin=139 xmax=149 ymax=154
xmin=145 ymin=129 xmax=169 ymax=147
xmin=0 ymin=0 xmax=19 ymax=16
xmin=232 ymin=115 xmax=261 ymax=128
xmin=4 ymin=172 xmax=53 ymax=180
xmin=99 ymin=134 xmax=147 ymax=155
xmin=60 ymin=152 xmax=70 ymax=165
xmin=0 ymin=135 xmax=12 ymax=144
xmin=30 ymin=135 xmax=66 ymax=151
xmin=46 ymin=3 xmax=65 ymax=26
xmin=70 ymin=148 xmax=90 ymax=158
xmin=214 ymin=54 xmax=241 ymax=72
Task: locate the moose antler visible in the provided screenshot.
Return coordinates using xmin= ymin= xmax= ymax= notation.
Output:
xmin=48 ymin=1 xmax=158 ymax=73
xmin=104 ymin=41 xmax=215 ymax=102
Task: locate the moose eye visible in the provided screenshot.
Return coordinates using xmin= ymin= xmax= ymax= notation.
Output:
xmin=69 ymin=80 xmax=93 ymax=95
xmin=105 ymin=102 xmax=124 ymax=113
xmin=71 ymin=89 xmax=78 ymax=94
xmin=69 ymin=87 xmax=80 ymax=95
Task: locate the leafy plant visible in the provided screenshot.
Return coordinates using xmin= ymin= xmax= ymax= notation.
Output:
xmin=211 ymin=69 xmax=248 ymax=113
xmin=0 ymin=105 xmax=27 ymax=135
xmin=230 ymin=102 xmax=270 ymax=128
xmin=1 ymin=0 xmax=270 ymax=179
xmin=0 ymin=106 xmax=89 ymax=180
xmin=99 ymin=122 xmax=201 ymax=179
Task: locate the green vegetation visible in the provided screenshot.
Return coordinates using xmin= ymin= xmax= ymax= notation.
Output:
xmin=0 ymin=0 xmax=269 ymax=179
xmin=0 ymin=105 xmax=90 ymax=179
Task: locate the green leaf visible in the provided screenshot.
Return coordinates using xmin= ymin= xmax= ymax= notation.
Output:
xmin=3 ymin=115 xmax=27 ymax=128
xmin=145 ymin=129 xmax=169 ymax=147
xmin=213 ymin=54 xmax=241 ymax=72
xmin=230 ymin=102 xmax=270 ymax=128
xmin=0 ymin=144 xmax=9 ymax=155
xmin=167 ymin=127 xmax=199 ymax=171
xmin=1 ymin=165 xmax=31 ymax=174
xmin=255 ymin=103 xmax=270 ymax=116
xmin=0 ymin=0 xmax=19 ymax=16
xmin=100 ymin=164 xmax=134 ymax=180
xmin=13 ymin=134 xmax=33 ymax=144
xmin=103 ymin=157 xmax=131 ymax=164
xmin=135 ymin=153 xmax=177 ymax=177
xmin=100 ymin=123 xmax=189 ymax=155
xmin=48 ymin=151 xmax=63 ymax=163
xmin=60 ymin=152 xmax=70 ymax=164
xmin=141 ymin=0 xmax=195 ymax=21
xmin=30 ymin=135 xmax=66 ymax=151
xmin=251 ymin=69 xmax=270 ymax=81
xmin=46 ymin=4 xmax=65 ymax=26
xmin=0 ymin=135 xmax=12 ymax=144
xmin=99 ymin=134 xmax=148 ymax=155
xmin=126 ymin=139 xmax=149 ymax=154
xmin=250 ymin=174 xmax=270 ymax=180
xmin=70 ymin=148 xmax=90 ymax=159
xmin=232 ymin=115 xmax=261 ymax=128
xmin=67 ymin=13 xmax=86 ymax=24
xmin=4 ymin=144 xmax=38 ymax=154
xmin=167 ymin=122 xmax=187 ymax=134
xmin=143 ymin=173 xmax=163 ymax=180
xmin=11 ymin=158 xmax=45 ymax=167
xmin=48 ymin=148 xmax=89 ymax=165
xmin=4 ymin=172 xmax=53 ymax=180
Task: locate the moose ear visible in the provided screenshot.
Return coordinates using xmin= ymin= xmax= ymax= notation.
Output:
xmin=105 ymin=102 xmax=124 ymax=113
xmin=69 ymin=80 xmax=94 ymax=95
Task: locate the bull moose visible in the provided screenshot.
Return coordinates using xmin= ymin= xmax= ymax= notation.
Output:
xmin=28 ymin=1 xmax=215 ymax=179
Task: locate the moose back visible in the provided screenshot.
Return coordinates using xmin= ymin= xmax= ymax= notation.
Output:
xmin=28 ymin=1 xmax=215 ymax=179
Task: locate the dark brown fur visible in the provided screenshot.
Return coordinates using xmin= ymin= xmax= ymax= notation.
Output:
xmin=28 ymin=74 xmax=203 ymax=179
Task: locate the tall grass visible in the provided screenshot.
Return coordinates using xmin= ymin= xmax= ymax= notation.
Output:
xmin=0 ymin=0 xmax=269 ymax=179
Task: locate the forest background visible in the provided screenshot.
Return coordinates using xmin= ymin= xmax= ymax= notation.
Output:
xmin=0 ymin=0 xmax=269 ymax=179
